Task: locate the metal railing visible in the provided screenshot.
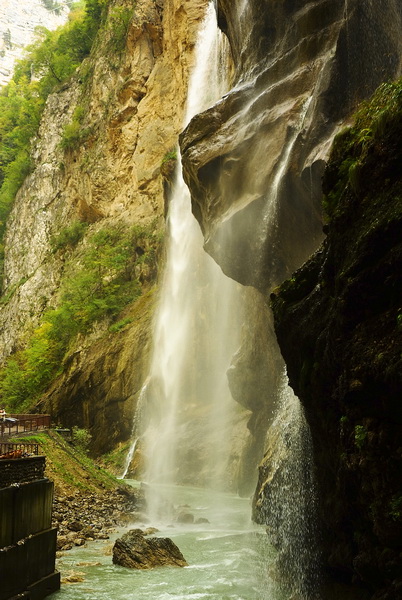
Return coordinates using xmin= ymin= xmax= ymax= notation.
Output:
xmin=0 ymin=414 xmax=51 ymax=436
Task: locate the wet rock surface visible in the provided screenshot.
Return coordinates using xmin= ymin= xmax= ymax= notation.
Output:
xmin=181 ymin=0 xmax=402 ymax=291
xmin=271 ymin=83 xmax=402 ymax=599
xmin=112 ymin=529 xmax=188 ymax=569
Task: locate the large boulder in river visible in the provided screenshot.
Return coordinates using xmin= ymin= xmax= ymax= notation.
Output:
xmin=112 ymin=529 xmax=188 ymax=569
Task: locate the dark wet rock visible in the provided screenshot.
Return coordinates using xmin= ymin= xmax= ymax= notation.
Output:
xmin=270 ymin=83 xmax=402 ymax=598
xmin=195 ymin=517 xmax=209 ymax=525
xmin=176 ymin=512 xmax=194 ymax=524
xmin=112 ymin=529 xmax=188 ymax=569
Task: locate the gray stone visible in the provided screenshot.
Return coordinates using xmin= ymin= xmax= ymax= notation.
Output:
xmin=112 ymin=529 xmax=188 ymax=569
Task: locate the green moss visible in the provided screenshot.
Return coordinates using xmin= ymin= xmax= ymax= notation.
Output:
xmin=100 ymin=440 xmax=131 ymax=473
xmin=389 ymin=495 xmax=402 ymax=522
xmin=109 ymin=317 xmax=133 ymax=332
xmin=354 ymin=424 xmax=368 ymax=450
xmin=323 ymin=78 xmax=402 ymax=221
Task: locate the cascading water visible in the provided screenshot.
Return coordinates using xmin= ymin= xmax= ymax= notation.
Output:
xmin=121 ymin=380 xmax=149 ymax=479
xmin=253 ymin=372 xmax=320 ymax=598
xmin=178 ymin=1 xmax=325 ymax=596
xmin=129 ymin=0 xmax=321 ymax=594
xmin=138 ymin=3 xmax=247 ymax=520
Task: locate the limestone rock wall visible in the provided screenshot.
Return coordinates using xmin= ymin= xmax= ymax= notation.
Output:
xmin=0 ymin=0 xmax=208 ymax=453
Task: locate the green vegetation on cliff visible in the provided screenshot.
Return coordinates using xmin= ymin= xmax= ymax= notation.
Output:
xmin=11 ymin=429 xmax=120 ymax=493
xmin=323 ymin=79 xmax=402 ymax=220
xmin=0 ymin=221 xmax=161 ymax=411
xmin=0 ymin=0 xmax=130 ymax=292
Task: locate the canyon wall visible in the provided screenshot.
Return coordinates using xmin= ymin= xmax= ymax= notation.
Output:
xmin=271 ymin=86 xmax=402 ymax=598
xmin=1 ymin=1 xmax=401 ymax=594
xmin=179 ymin=0 xmax=402 ymax=597
xmin=0 ymin=0 xmax=208 ymax=454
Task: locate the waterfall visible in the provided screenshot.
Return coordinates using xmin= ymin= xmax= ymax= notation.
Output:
xmin=127 ymin=0 xmax=321 ymax=593
xmin=139 ymin=3 xmax=245 ymax=521
xmin=253 ymin=374 xmax=320 ymax=598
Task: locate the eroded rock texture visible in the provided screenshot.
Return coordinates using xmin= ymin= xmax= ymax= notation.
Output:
xmin=112 ymin=529 xmax=188 ymax=569
xmin=271 ymin=90 xmax=402 ymax=598
xmin=181 ymin=0 xmax=402 ymax=291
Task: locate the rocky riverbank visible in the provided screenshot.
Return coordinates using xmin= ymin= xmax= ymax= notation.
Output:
xmin=53 ymin=485 xmax=145 ymax=553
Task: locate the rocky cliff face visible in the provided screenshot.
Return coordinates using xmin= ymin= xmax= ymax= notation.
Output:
xmin=0 ymin=0 xmax=70 ymax=86
xmin=178 ymin=0 xmax=402 ymax=597
xmin=0 ymin=0 xmax=207 ymax=453
xmin=271 ymin=83 xmax=402 ymax=598
xmin=2 ymin=1 xmax=401 ymax=594
xmin=181 ymin=0 xmax=402 ymax=291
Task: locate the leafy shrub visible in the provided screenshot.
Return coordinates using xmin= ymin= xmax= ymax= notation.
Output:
xmin=59 ymin=104 xmax=92 ymax=151
xmin=109 ymin=317 xmax=133 ymax=332
xmin=354 ymin=425 xmax=368 ymax=450
xmin=50 ymin=219 xmax=88 ymax=251
xmin=107 ymin=6 xmax=134 ymax=55
xmin=72 ymin=426 xmax=92 ymax=453
xmin=0 ymin=1 xmax=109 ymax=293
xmin=0 ymin=221 xmax=162 ymax=411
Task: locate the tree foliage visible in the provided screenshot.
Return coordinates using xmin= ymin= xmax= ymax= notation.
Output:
xmin=0 ymin=0 xmax=109 ymax=292
xmin=0 ymin=222 xmax=159 ymax=411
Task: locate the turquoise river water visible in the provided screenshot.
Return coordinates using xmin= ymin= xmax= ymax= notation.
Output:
xmin=48 ymin=482 xmax=289 ymax=600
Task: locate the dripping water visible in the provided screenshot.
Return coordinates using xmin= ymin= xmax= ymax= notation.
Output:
xmin=120 ymin=380 xmax=149 ymax=479
xmin=255 ymin=374 xmax=320 ymax=598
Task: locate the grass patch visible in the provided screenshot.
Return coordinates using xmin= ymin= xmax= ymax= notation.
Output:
xmin=10 ymin=430 xmax=119 ymax=493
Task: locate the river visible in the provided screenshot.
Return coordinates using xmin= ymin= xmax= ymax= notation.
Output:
xmin=49 ymin=482 xmax=288 ymax=600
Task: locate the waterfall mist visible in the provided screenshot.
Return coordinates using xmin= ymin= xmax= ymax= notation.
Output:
xmin=137 ymin=3 xmax=247 ymax=521
xmin=125 ymin=0 xmax=322 ymax=592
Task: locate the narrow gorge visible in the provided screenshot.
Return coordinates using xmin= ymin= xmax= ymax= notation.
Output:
xmin=0 ymin=1 xmax=401 ymax=599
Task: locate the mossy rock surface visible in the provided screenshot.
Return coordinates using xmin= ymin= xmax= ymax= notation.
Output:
xmin=271 ymin=79 xmax=402 ymax=599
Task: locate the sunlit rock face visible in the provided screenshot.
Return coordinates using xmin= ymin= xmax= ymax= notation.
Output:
xmin=180 ymin=0 xmax=402 ymax=291
xmin=0 ymin=0 xmax=70 ymax=86
xmin=0 ymin=0 xmax=207 ymax=453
